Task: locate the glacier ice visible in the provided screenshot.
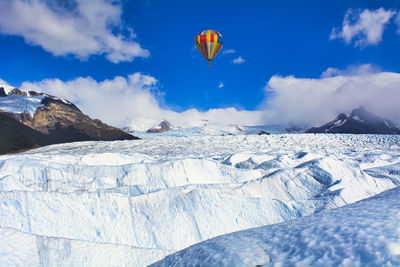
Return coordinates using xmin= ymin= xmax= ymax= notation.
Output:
xmin=0 ymin=94 xmax=45 ymax=116
xmin=0 ymin=133 xmax=399 ymax=266
xmin=153 ymin=187 xmax=400 ymax=266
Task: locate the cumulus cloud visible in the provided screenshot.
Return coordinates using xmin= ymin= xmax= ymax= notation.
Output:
xmin=19 ymin=74 xmax=264 ymax=130
xmin=320 ymin=64 xmax=382 ymax=78
xmin=222 ymin=49 xmax=236 ymax=55
xmin=9 ymin=64 xmax=400 ymax=130
xmin=330 ymin=8 xmax=395 ymax=46
xmin=231 ymin=56 xmax=245 ymax=65
xmin=21 ymin=73 xmax=161 ymax=126
xmin=263 ymin=64 xmax=400 ymax=126
xmin=320 ymin=67 xmax=341 ymax=78
xmin=0 ymin=0 xmax=149 ymax=63
xmin=217 ymin=82 xmax=224 ymax=88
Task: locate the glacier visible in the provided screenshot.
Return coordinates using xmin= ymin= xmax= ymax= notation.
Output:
xmin=0 ymin=94 xmax=45 ymax=116
xmin=0 ymin=133 xmax=400 ymax=266
xmin=153 ymin=187 xmax=400 ymax=266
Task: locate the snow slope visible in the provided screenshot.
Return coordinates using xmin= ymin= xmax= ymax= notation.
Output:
xmin=0 ymin=85 xmax=73 ymax=116
xmin=153 ymin=187 xmax=400 ymax=266
xmin=0 ymin=134 xmax=400 ymax=265
xmin=0 ymin=84 xmax=16 ymax=94
xmin=0 ymin=94 xmax=45 ymax=116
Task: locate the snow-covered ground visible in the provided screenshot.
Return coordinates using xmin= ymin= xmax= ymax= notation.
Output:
xmin=1 ymin=133 xmax=400 ymax=266
xmin=0 ymin=94 xmax=45 ymax=116
xmin=0 ymin=85 xmax=73 ymax=116
xmin=153 ymin=187 xmax=400 ymax=266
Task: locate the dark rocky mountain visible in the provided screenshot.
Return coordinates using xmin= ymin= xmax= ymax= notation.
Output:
xmin=306 ymin=107 xmax=400 ymax=134
xmin=0 ymin=86 xmax=138 ymax=153
xmin=146 ymin=120 xmax=174 ymax=133
xmin=0 ymin=112 xmax=49 ymax=154
xmin=0 ymin=87 xmax=6 ymax=97
xmin=9 ymin=88 xmax=29 ymax=96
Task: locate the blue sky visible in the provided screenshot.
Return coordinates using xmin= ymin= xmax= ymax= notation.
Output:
xmin=1 ymin=0 xmax=400 ymax=128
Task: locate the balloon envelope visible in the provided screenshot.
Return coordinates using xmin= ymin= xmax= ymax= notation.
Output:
xmin=195 ymin=30 xmax=223 ymax=65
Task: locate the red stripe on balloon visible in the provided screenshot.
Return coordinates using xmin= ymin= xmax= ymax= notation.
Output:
xmin=201 ymin=39 xmax=208 ymax=58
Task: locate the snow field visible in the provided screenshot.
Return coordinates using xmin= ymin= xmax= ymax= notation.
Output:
xmin=153 ymin=187 xmax=400 ymax=266
xmin=0 ymin=134 xmax=400 ymax=266
xmin=0 ymin=227 xmax=172 ymax=267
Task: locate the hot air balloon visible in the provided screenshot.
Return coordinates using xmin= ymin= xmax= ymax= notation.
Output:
xmin=195 ymin=30 xmax=223 ymax=66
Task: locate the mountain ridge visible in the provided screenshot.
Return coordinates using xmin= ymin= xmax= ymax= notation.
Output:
xmin=306 ymin=107 xmax=400 ymax=134
xmin=0 ymin=85 xmax=138 ymax=153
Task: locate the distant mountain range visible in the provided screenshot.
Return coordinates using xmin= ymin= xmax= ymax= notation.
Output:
xmin=0 ymin=85 xmax=137 ymax=154
xmin=134 ymin=107 xmax=400 ymax=136
xmin=306 ymin=107 xmax=400 ymax=134
xmin=3 ymin=81 xmax=396 ymax=155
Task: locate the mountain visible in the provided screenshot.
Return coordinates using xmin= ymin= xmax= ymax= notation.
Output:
xmin=146 ymin=120 xmax=175 ymax=133
xmin=306 ymin=107 xmax=400 ymax=134
xmin=140 ymin=121 xmax=246 ymax=136
xmin=0 ymin=112 xmax=49 ymax=154
xmin=0 ymin=87 xmax=6 ymax=97
xmin=0 ymin=85 xmax=138 ymax=152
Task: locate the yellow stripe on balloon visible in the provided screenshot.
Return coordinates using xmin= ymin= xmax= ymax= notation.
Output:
xmin=196 ymin=35 xmax=204 ymax=57
xmin=210 ymin=31 xmax=218 ymax=60
xmin=206 ymin=30 xmax=211 ymax=60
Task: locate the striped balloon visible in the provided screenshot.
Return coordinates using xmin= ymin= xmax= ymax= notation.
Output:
xmin=195 ymin=30 xmax=223 ymax=66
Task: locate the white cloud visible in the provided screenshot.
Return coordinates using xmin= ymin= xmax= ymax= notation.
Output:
xmin=320 ymin=67 xmax=341 ymax=78
xmin=263 ymin=65 xmax=400 ymax=126
xmin=19 ymin=74 xmax=264 ymax=130
xmin=320 ymin=64 xmax=381 ymax=78
xmin=218 ymin=82 xmax=224 ymax=88
xmin=330 ymin=8 xmax=395 ymax=46
xmin=222 ymin=49 xmax=236 ymax=55
xmin=8 ymin=64 xmax=400 ymax=130
xmin=21 ymin=73 xmax=160 ymax=126
xmin=0 ymin=0 xmax=149 ymax=63
xmin=231 ymin=56 xmax=245 ymax=65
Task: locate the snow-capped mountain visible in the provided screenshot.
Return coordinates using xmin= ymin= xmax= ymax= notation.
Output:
xmin=0 ymin=86 xmax=50 ymax=116
xmin=146 ymin=120 xmax=175 ymax=133
xmin=306 ymin=107 xmax=400 ymax=134
xmin=153 ymin=187 xmax=400 ymax=266
xmin=0 ymin=84 xmax=137 ymax=153
xmin=0 ymin=84 xmax=19 ymax=95
xmin=128 ymin=121 xmax=293 ymax=137
xmin=1 ymin=134 xmax=399 ymax=265
xmin=123 ymin=115 xmax=303 ymax=136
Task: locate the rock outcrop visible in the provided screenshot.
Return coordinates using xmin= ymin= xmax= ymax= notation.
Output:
xmin=0 ymin=112 xmax=48 ymax=154
xmin=146 ymin=120 xmax=174 ymax=133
